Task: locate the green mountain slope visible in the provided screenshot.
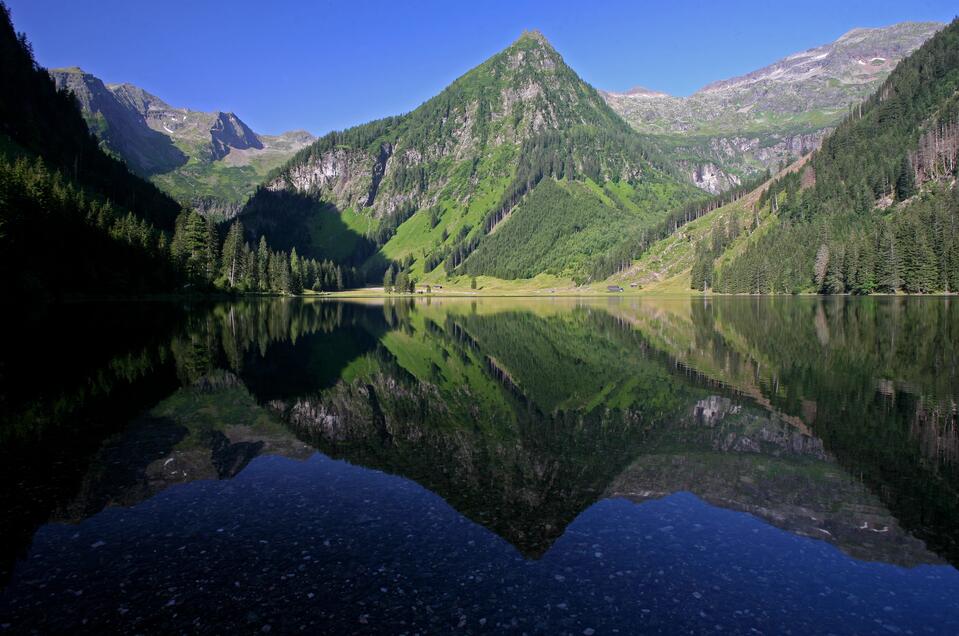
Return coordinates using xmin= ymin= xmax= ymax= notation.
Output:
xmin=625 ymin=19 xmax=959 ymax=295
xmin=51 ymin=68 xmax=315 ymax=219
xmin=239 ymin=31 xmax=699 ymax=285
xmin=607 ymin=160 xmax=804 ymax=291
xmin=713 ymin=18 xmax=959 ymax=294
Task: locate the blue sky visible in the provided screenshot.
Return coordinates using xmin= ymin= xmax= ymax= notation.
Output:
xmin=6 ymin=0 xmax=956 ymax=136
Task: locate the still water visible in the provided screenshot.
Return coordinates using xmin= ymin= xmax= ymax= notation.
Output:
xmin=1 ymin=297 xmax=958 ymax=634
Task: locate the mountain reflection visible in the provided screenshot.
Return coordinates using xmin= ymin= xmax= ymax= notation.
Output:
xmin=1 ymin=296 xmax=957 ymax=585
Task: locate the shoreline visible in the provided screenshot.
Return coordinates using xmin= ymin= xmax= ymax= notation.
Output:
xmin=30 ymin=289 xmax=959 ymax=304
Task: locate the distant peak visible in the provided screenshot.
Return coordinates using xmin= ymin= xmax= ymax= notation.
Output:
xmin=514 ymin=29 xmax=553 ymax=48
xmin=519 ymin=28 xmax=546 ymax=41
xmin=836 ymin=21 xmax=944 ymax=42
xmin=51 ymin=66 xmax=87 ymax=75
xmin=622 ymin=85 xmax=671 ymax=98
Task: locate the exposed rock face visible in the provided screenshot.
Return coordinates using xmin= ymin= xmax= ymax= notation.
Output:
xmin=51 ymin=69 xmax=315 ymax=212
xmin=100 ymin=81 xmax=302 ymax=165
xmin=604 ymin=22 xmax=942 ymax=190
xmin=268 ymin=146 xmax=376 ymax=212
xmin=684 ymin=161 xmax=741 ymax=194
xmin=209 ymin=111 xmax=263 ymax=160
xmin=190 ymin=196 xmax=244 ymax=221
xmin=50 ymin=68 xmax=187 ymax=175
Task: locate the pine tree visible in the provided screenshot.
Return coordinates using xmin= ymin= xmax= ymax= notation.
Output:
xmin=851 ymin=235 xmax=877 ymax=294
xmin=257 ymin=236 xmax=270 ymax=292
xmin=824 ymin=246 xmax=845 ymax=294
xmin=277 ymin=253 xmax=292 ymax=293
xmin=395 ymin=270 xmax=408 ymax=294
xmin=242 ymin=242 xmax=256 ymax=290
xmin=901 ymin=221 xmax=938 ymax=293
xmin=877 ymin=224 xmax=901 ymax=292
xmin=289 ymin=248 xmax=302 ymax=293
xmin=203 ymin=216 xmax=219 ymax=282
xmin=383 ymin=266 xmax=394 ymax=293
xmin=220 ymin=221 xmax=244 ymax=287
xmin=895 ymin=155 xmax=917 ymax=201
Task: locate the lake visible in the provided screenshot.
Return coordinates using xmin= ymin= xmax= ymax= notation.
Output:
xmin=1 ymin=296 xmax=958 ymax=634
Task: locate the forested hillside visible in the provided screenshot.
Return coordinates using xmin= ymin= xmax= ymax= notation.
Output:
xmin=710 ymin=19 xmax=959 ymax=294
xmin=0 ymin=2 xmax=185 ymax=296
xmin=240 ymin=31 xmax=699 ymax=286
xmin=0 ymin=2 xmax=351 ymax=298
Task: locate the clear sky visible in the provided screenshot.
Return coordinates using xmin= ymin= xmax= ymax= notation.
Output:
xmin=5 ymin=0 xmax=956 ymax=136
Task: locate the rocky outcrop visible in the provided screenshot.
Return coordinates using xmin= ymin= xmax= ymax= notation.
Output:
xmin=669 ymin=130 xmax=827 ymax=192
xmin=267 ymin=146 xmax=376 ymax=211
xmin=190 ymin=196 xmax=244 ymax=221
xmin=366 ymin=142 xmax=394 ymax=206
xmin=209 ymin=111 xmax=263 ymax=160
xmin=682 ymin=161 xmax=741 ymax=194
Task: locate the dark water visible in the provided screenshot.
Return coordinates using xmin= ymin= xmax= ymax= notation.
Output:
xmin=1 ymin=297 xmax=958 ymax=634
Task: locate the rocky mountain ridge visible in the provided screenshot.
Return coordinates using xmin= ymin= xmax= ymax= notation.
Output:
xmin=51 ymin=67 xmax=314 ymax=217
xmin=603 ymin=22 xmax=943 ymax=192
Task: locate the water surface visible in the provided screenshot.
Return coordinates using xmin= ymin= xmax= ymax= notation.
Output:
xmin=1 ymin=297 xmax=958 ymax=633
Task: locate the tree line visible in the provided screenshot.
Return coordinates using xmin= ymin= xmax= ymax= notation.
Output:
xmin=0 ymin=151 xmax=358 ymax=297
xmin=171 ymin=211 xmax=358 ymax=293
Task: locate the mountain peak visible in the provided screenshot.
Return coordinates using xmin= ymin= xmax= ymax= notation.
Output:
xmin=516 ymin=29 xmax=549 ymax=44
xmin=836 ymin=20 xmax=943 ymax=44
xmin=108 ymin=82 xmax=175 ymax=114
xmin=510 ymin=28 xmax=558 ymax=55
xmin=51 ymin=66 xmax=87 ymax=76
xmin=622 ymin=85 xmax=671 ymax=98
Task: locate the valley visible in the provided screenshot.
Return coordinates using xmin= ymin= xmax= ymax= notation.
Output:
xmin=1 ymin=2 xmax=957 ymax=299
xmin=3 ymin=2 xmax=959 ymax=630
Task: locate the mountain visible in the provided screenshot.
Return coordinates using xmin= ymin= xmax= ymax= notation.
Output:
xmin=617 ymin=18 xmax=959 ymax=296
xmin=240 ymin=30 xmax=699 ymax=285
xmin=0 ymin=3 xmax=183 ymax=297
xmin=0 ymin=3 xmax=339 ymax=299
xmin=51 ymin=68 xmax=314 ymax=218
xmin=603 ymin=22 xmax=943 ymax=193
